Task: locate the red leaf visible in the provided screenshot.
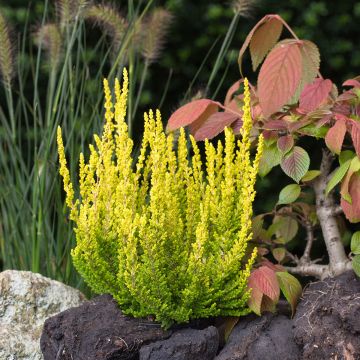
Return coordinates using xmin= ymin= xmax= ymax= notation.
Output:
xmin=248 ymin=266 xmax=280 ymax=302
xmin=258 ymin=41 xmax=303 ymax=117
xmin=193 ymin=112 xmax=239 ymax=141
xmin=351 ymin=122 xmax=360 ymax=158
xmin=340 ymin=157 xmax=360 ymax=203
xmin=249 ymin=17 xmax=283 ymax=71
xmin=299 ymin=78 xmax=333 ymax=112
xmin=167 ymin=99 xmax=219 ymax=131
xmin=225 ymin=80 xmax=242 ymax=106
xmin=238 ymin=15 xmax=282 ymax=74
xmin=263 ymin=119 xmax=288 ymax=130
xmin=343 ymin=79 xmax=360 ymax=88
xmin=325 ymin=119 xmax=347 ymax=154
xmin=341 ymin=172 xmax=360 ymax=223
xmin=277 ymin=135 xmax=294 ymax=154
xmin=280 ymin=146 xmax=310 ymax=183
xmin=231 ymin=118 xmax=243 ymax=134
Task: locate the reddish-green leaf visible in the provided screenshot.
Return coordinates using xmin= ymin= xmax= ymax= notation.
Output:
xmin=325 ymin=119 xmax=347 ymax=154
xmin=248 ymin=266 xmax=280 ymax=302
xmin=277 ymin=135 xmax=294 ymax=155
xmin=289 ymin=40 xmax=320 ymax=104
xmin=341 ymin=172 xmax=360 ymax=223
xmin=250 ymin=17 xmax=283 ymax=71
xmin=351 ymin=231 xmax=360 ymax=255
xmin=167 ymin=99 xmax=219 ymax=131
xmin=276 ymin=272 xmax=302 ymax=317
xmin=343 ymin=79 xmax=360 ymax=88
xmin=224 ymin=80 xmax=242 ymax=106
xmin=278 ymin=184 xmax=301 ymax=205
xmin=272 ymin=247 xmax=286 ymax=262
xmin=247 ymin=287 xmax=263 ymax=315
xmin=281 ymin=146 xmax=310 ymax=183
xmin=352 ymin=255 xmax=360 ymax=277
xmin=351 ymin=122 xmax=360 ymax=158
xmin=299 ymin=78 xmax=332 ymax=112
xmin=193 ymin=112 xmax=239 ymax=141
xmin=340 ymin=157 xmax=360 ymax=203
xmin=258 ymin=41 xmax=302 ymax=117
xmin=238 ymin=15 xmax=281 ymax=74
xmin=259 ymin=142 xmax=282 ymax=177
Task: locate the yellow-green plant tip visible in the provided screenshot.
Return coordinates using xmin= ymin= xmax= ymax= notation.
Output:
xmin=57 ymin=70 xmax=263 ymax=328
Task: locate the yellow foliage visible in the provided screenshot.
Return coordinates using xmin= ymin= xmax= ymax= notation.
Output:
xmin=57 ymin=69 xmax=263 ymax=328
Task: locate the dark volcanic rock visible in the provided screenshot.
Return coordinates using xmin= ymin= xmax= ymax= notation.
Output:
xmin=293 ymin=271 xmax=360 ymax=360
xmin=40 ymin=294 xmax=171 ymax=360
xmin=215 ymin=313 xmax=301 ymax=360
xmin=139 ymin=326 xmax=219 ymax=360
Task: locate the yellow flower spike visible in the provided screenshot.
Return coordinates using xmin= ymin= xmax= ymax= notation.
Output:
xmin=57 ymin=69 xmax=263 ymax=329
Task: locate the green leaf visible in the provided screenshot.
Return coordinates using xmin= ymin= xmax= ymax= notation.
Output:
xmin=281 ymin=146 xmax=310 ymax=183
xmin=259 ymin=142 xmax=282 ymax=177
xmin=275 ymin=216 xmax=299 ymax=243
xmin=339 ymin=150 xmax=355 ymax=165
xmin=351 ymin=231 xmax=360 ymax=255
xmin=278 ymin=184 xmax=301 ymax=205
xmin=325 ymin=160 xmax=351 ymax=195
xmin=272 ymin=247 xmax=286 ymax=262
xmin=276 ymin=272 xmax=302 ymax=317
xmin=352 ymin=255 xmax=360 ymax=277
xmin=301 ymin=170 xmax=321 ymax=182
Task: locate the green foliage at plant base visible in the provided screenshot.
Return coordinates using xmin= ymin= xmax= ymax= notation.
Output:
xmin=57 ymin=70 xmax=263 ymax=328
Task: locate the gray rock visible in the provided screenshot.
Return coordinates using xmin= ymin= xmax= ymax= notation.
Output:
xmin=0 ymin=270 xmax=85 ymax=360
xmin=140 ymin=326 xmax=219 ymax=360
xmin=215 ymin=313 xmax=301 ymax=360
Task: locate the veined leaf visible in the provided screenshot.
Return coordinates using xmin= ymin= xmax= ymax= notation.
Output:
xmin=341 ymin=172 xmax=360 ymax=223
xmin=193 ymin=112 xmax=239 ymax=141
xmin=258 ymin=40 xmax=303 ymax=117
xmin=272 ymin=247 xmax=286 ymax=263
xmin=275 ymin=216 xmax=299 ymax=243
xmin=301 ymin=170 xmax=321 ymax=182
xmin=278 ymin=184 xmax=301 ymax=205
xmin=276 ymin=272 xmax=302 ymax=317
xmin=167 ymin=99 xmax=219 ymax=131
xmin=351 ymin=231 xmax=360 ymax=255
xmin=352 ymin=255 xmax=360 ymax=277
xmin=325 ymin=119 xmax=347 ymax=154
xmin=277 ymin=135 xmax=294 ymax=155
xmin=281 ymin=146 xmax=310 ymax=183
xmin=248 ymin=266 xmax=280 ymax=302
xmin=259 ymin=142 xmax=282 ymax=177
xmin=250 ymin=17 xmax=283 ymax=71
xmin=326 ymin=159 xmax=351 ymax=195
xmin=289 ymin=40 xmax=320 ymax=104
xmin=351 ymin=122 xmax=360 ymax=158
xmin=340 ymin=157 xmax=360 ymax=203
xmin=238 ymin=14 xmax=282 ymax=74
xmin=299 ymin=78 xmax=333 ymax=112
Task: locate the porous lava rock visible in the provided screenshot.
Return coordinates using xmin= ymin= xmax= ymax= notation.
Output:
xmin=215 ymin=313 xmax=301 ymax=360
xmin=139 ymin=326 xmax=219 ymax=360
xmin=40 ymin=294 xmax=172 ymax=360
xmin=0 ymin=270 xmax=85 ymax=360
xmin=293 ymin=270 xmax=360 ymax=359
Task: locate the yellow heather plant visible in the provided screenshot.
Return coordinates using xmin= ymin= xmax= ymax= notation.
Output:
xmin=57 ymin=69 xmax=263 ymax=328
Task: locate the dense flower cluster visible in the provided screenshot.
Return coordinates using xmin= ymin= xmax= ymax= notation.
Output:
xmin=57 ymin=69 xmax=263 ymax=328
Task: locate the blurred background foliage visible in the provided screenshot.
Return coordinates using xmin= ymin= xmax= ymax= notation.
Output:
xmin=0 ymin=0 xmax=359 ymax=288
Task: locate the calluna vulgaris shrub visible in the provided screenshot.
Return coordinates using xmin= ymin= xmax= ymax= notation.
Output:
xmin=57 ymin=69 xmax=264 ymax=328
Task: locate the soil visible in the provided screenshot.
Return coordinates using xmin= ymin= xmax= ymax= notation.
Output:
xmin=40 ymin=271 xmax=360 ymax=360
